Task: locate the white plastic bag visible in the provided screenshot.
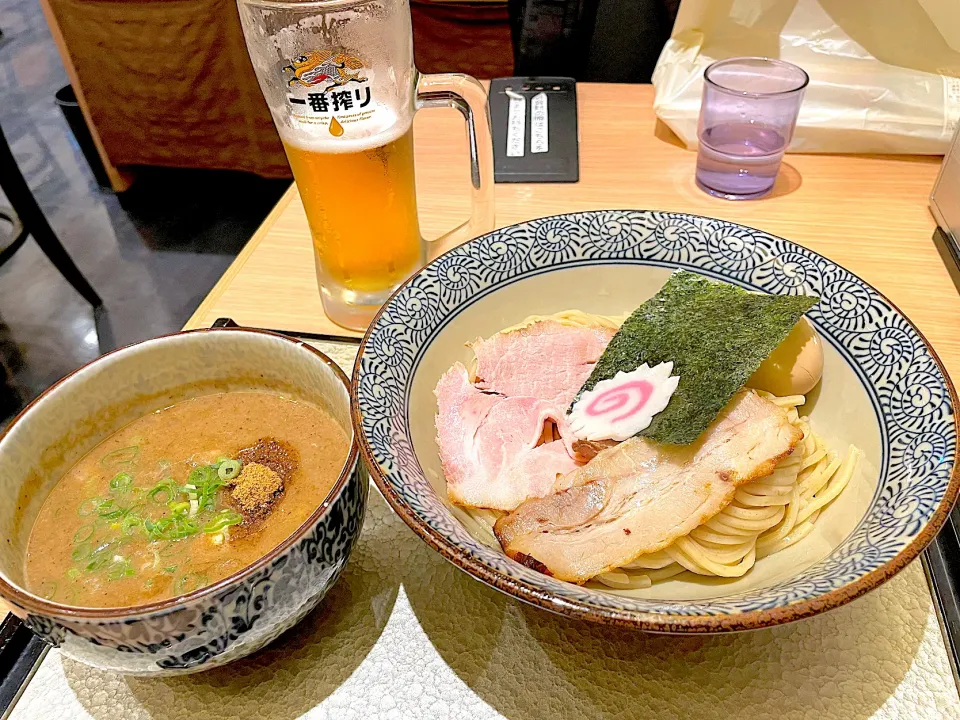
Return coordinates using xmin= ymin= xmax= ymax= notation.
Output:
xmin=652 ymin=0 xmax=960 ymax=154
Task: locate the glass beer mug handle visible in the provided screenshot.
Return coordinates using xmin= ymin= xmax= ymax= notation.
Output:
xmin=415 ymin=73 xmax=495 ymax=256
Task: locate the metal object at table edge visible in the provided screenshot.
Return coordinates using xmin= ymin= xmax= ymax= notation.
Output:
xmin=926 ymin=134 xmax=960 ymax=689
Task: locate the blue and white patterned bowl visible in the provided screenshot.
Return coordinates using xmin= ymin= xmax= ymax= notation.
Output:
xmin=352 ymin=210 xmax=960 ymax=632
xmin=0 ymin=328 xmax=367 ymax=674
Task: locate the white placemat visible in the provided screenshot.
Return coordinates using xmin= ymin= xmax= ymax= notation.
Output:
xmin=8 ymin=341 xmax=959 ymax=719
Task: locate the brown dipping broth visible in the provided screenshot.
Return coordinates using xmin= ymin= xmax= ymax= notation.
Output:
xmin=23 ymin=391 xmax=349 ymax=609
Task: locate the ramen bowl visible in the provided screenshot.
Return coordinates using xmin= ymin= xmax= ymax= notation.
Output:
xmin=352 ymin=210 xmax=959 ymax=632
xmin=0 ymin=328 xmax=367 ymax=674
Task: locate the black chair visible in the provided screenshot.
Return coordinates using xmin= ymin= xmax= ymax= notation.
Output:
xmin=510 ymin=0 xmax=676 ymax=83
xmin=0 ymin=122 xmax=102 ymax=309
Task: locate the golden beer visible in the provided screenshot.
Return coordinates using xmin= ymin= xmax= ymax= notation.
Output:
xmin=283 ymin=126 xmax=423 ymax=294
xmin=239 ymin=0 xmax=494 ymax=329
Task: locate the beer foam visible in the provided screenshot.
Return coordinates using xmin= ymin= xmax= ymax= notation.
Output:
xmin=280 ymin=103 xmax=413 ymax=154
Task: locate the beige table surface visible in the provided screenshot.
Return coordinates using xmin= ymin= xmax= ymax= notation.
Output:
xmin=186 ymin=85 xmax=959 ymax=365
xmin=8 ymin=84 xmax=960 ymax=719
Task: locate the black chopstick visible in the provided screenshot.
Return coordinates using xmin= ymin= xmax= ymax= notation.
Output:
xmin=923 ymin=517 xmax=960 ymax=689
xmin=211 ymin=318 xmax=361 ymax=345
xmin=0 ymin=614 xmax=48 ymax=718
xmin=924 ymin=226 xmax=960 ymax=690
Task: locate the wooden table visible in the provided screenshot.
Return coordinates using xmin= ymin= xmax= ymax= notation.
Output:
xmin=7 ymin=84 xmax=960 ymax=719
xmin=186 ymin=84 xmax=957 ymax=382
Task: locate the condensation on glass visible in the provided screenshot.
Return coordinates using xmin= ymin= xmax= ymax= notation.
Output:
xmin=237 ymin=0 xmax=495 ymax=329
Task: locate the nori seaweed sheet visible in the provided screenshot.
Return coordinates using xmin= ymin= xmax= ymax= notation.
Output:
xmin=576 ymin=271 xmax=819 ymax=445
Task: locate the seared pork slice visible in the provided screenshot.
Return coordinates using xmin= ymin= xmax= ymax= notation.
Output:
xmin=494 ymin=391 xmax=803 ymax=583
xmin=471 ymin=320 xmax=614 ymax=407
xmin=571 ymin=439 xmax=618 ymax=463
xmin=435 ymin=364 xmax=578 ymax=511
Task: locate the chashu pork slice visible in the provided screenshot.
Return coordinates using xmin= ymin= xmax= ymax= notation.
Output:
xmin=435 ymin=363 xmax=578 ymax=511
xmin=494 ymin=390 xmax=803 ymax=583
xmin=470 ymin=319 xmax=615 ymax=408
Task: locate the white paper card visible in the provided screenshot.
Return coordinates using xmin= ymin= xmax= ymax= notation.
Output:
xmin=506 ymin=89 xmax=526 ymax=158
xmin=531 ymin=92 xmax=549 ymax=154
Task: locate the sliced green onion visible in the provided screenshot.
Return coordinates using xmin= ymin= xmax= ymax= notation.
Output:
xmin=109 ymin=472 xmax=133 ymax=493
xmin=71 ymin=542 xmax=93 ymax=562
xmin=170 ymin=519 xmax=200 ymax=539
xmin=100 ymin=445 xmax=139 ymax=468
xmin=162 ymin=564 xmax=178 ymax=574
xmin=168 ymin=501 xmax=190 ymax=516
xmin=72 ymin=525 xmax=95 ymax=544
xmin=85 ymin=555 xmax=109 ymax=572
xmin=38 ymin=581 xmax=57 ymax=600
xmin=66 ymin=568 xmax=81 ymax=580
xmin=113 ymin=533 xmax=136 ymax=547
xmin=194 ymin=466 xmax=221 ymax=488
xmin=120 ymin=514 xmax=143 ymax=535
xmin=81 ymin=540 xmax=114 ymax=570
xmin=147 ymin=518 xmax=172 ymax=541
xmin=217 ymin=460 xmax=241 ymax=481
xmin=77 ymin=497 xmax=103 ymax=517
xmin=110 ymin=507 xmax=139 ymax=529
xmin=145 ymin=515 xmax=200 ymax=542
xmin=95 ymin=498 xmax=127 ymax=520
xmin=175 ymin=572 xmax=209 ymax=594
xmin=106 ymin=559 xmax=135 ymax=581
xmin=187 ymin=466 xmax=215 ymax=487
xmin=148 ymin=480 xmax=179 ymax=505
xmin=203 ymin=509 xmax=243 ymax=534
xmin=186 ymin=465 xmax=225 ymax=514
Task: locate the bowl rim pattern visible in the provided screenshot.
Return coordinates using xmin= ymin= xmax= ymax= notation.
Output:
xmin=351 ymin=209 xmax=960 ymax=632
xmin=0 ymin=326 xmax=360 ymax=621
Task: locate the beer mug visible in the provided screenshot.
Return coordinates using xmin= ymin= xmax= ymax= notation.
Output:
xmin=237 ymin=0 xmax=495 ymax=329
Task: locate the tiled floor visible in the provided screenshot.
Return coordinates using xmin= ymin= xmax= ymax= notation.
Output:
xmin=0 ymin=0 xmax=290 ymax=423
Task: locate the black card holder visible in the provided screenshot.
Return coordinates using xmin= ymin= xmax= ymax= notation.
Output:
xmin=489 ymin=77 xmax=579 ymax=183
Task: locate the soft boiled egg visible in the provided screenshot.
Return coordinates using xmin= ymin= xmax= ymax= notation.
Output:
xmin=748 ymin=317 xmax=823 ymax=396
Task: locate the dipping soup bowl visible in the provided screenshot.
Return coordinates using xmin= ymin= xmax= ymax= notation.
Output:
xmin=0 ymin=328 xmax=366 ymax=675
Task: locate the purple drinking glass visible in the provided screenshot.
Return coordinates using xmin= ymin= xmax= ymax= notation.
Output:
xmin=695 ymin=57 xmax=809 ymax=200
